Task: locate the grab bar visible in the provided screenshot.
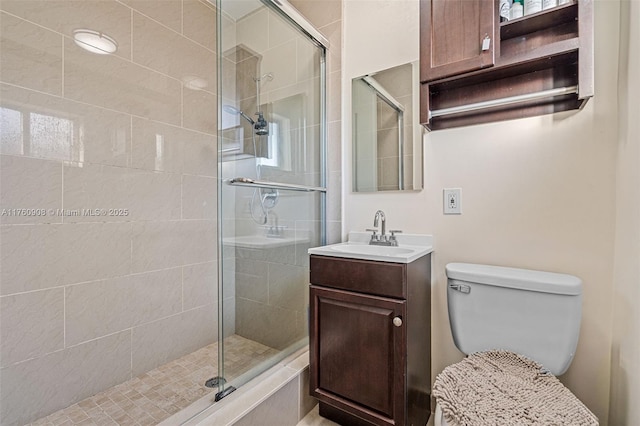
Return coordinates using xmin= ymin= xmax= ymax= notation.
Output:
xmin=226 ymin=177 xmax=327 ymax=193
xmin=429 ymin=85 xmax=578 ymax=119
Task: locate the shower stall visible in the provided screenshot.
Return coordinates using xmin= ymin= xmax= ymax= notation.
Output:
xmin=0 ymin=0 xmax=326 ymax=424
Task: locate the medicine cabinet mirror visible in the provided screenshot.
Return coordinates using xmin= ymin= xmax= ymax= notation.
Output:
xmin=352 ymin=61 xmax=423 ymax=192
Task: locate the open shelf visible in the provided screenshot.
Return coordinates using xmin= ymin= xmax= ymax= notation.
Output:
xmin=419 ymin=0 xmax=591 ymax=130
xmin=501 ymin=0 xmax=578 ymax=40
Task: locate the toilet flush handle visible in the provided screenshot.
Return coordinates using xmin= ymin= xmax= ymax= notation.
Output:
xmin=450 ymin=283 xmax=471 ymax=294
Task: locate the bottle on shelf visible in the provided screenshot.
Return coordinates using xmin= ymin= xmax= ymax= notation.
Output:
xmin=500 ymin=0 xmax=513 ymax=21
xmin=543 ymin=0 xmax=558 ymax=9
xmin=524 ymin=0 xmax=542 ymax=15
xmin=510 ymin=0 xmax=524 ymax=19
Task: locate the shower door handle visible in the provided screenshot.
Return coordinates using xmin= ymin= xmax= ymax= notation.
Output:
xmin=227 ymin=177 xmax=326 ymax=193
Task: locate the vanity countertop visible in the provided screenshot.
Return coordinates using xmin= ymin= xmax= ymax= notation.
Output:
xmin=308 ymin=232 xmax=433 ymax=264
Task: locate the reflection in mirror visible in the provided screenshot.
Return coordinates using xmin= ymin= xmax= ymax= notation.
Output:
xmin=352 ymin=62 xmax=422 ymax=192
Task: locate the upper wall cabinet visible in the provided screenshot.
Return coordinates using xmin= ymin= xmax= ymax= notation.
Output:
xmin=421 ymin=0 xmax=496 ymax=81
xmin=420 ymin=0 xmax=594 ymax=130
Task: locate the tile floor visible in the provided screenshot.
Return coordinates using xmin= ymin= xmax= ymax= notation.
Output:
xmin=27 ymin=335 xmax=279 ymax=426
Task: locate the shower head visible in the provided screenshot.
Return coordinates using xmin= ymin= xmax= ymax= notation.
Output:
xmin=223 ymin=105 xmax=255 ymax=125
xmin=254 ymin=112 xmax=269 ymax=136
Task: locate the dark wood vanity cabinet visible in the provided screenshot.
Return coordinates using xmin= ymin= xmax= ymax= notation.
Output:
xmin=420 ymin=0 xmax=594 ymax=130
xmin=421 ymin=0 xmax=496 ymax=82
xmin=309 ymin=254 xmax=431 ymax=426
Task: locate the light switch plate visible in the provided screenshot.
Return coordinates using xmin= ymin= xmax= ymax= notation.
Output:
xmin=443 ymin=188 xmax=462 ymax=214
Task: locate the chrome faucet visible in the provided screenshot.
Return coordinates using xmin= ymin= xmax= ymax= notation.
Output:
xmin=367 ymin=210 xmax=402 ymax=246
xmin=374 ymin=210 xmax=386 ymax=238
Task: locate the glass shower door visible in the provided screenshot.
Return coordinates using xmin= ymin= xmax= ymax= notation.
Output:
xmin=216 ymin=0 xmax=326 ymax=400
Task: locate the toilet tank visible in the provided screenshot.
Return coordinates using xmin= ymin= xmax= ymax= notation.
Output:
xmin=445 ymin=263 xmax=582 ymax=376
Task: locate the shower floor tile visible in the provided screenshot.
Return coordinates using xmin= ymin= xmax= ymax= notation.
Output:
xmin=28 ymin=335 xmax=279 ymax=426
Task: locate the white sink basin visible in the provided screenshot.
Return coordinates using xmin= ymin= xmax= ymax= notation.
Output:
xmin=331 ymin=244 xmax=414 ymax=256
xmin=308 ymin=232 xmax=433 ymax=263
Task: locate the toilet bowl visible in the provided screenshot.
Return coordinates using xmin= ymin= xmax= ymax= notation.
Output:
xmin=433 ymin=263 xmax=597 ymax=425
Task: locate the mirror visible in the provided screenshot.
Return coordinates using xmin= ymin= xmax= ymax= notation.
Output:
xmin=352 ymin=61 xmax=423 ymax=192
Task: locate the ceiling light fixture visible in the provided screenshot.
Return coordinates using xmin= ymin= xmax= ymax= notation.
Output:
xmin=73 ymin=29 xmax=118 ymax=55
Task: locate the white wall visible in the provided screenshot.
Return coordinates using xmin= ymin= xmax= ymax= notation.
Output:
xmin=609 ymin=0 xmax=640 ymax=424
xmin=343 ymin=0 xmax=623 ymax=422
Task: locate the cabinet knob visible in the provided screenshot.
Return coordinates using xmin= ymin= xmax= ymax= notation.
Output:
xmin=393 ymin=316 xmax=403 ymax=327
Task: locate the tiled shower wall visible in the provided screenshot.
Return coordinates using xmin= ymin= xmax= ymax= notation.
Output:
xmin=0 ymin=1 xmax=218 ymax=424
xmin=287 ymin=0 xmax=344 ymax=245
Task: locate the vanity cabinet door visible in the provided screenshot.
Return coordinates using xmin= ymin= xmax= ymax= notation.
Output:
xmin=310 ymin=285 xmax=406 ymax=426
xmin=420 ymin=0 xmax=496 ymax=82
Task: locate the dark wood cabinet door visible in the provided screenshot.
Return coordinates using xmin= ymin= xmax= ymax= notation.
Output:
xmin=310 ymin=285 xmax=406 ymax=426
xmin=420 ymin=0 xmax=496 ymax=82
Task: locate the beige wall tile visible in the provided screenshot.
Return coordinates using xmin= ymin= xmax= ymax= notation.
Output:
xmin=299 ymin=368 xmax=318 ymax=420
xmin=181 ymin=220 xmax=217 ymax=265
xmin=237 ymin=56 xmax=260 ymax=101
xmin=131 ymin=221 xmax=185 ymax=273
xmin=268 ymin=263 xmax=306 ymax=310
xmin=128 ymin=169 xmax=182 ymax=221
xmin=296 ymin=39 xmax=321 ymax=83
xmin=236 ymin=298 xmax=299 ymax=349
xmin=182 ymin=175 xmax=217 ymax=220
xmin=0 ymin=0 xmax=132 ymax=60
xmin=374 ymin=64 xmax=412 ymax=98
xmin=328 ymin=121 xmax=341 ymax=173
xmin=288 ymin=0 xmax=342 ymax=28
xmin=221 ymin=11 xmax=237 ymax=54
xmin=121 ymin=0 xmax=182 ymax=33
xmin=183 ymin=88 xmax=218 ymax=134
xmin=62 ymin=163 xmax=130 ymax=222
xmin=0 ymin=223 xmax=131 ymax=295
xmin=131 ymin=117 xmax=185 ymax=173
xmin=64 ymin=38 xmax=182 ymax=125
xmin=236 ymin=8 xmax=269 ymax=55
xmin=233 ymin=378 xmax=298 ymax=426
xmin=183 ymin=261 xmax=217 ymax=310
xmin=132 ymin=220 xmax=215 ymax=272
xmin=65 ymin=268 xmax=183 ymax=346
xmin=327 ymin=171 xmax=341 ymax=222
xmin=0 ymin=330 xmax=131 ymax=426
xmin=0 ymin=12 xmax=62 ymax=95
xmin=0 ymin=84 xmax=131 ymax=166
xmin=0 ymin=288 xmax=64 ymax=367
xmin=260 ymin=41 xmax=297 ymax=93
xmin=237 ymin=273 xmax=268 ymax=304
xmin=0 ymin=155 xmax=62 ymax=225
xmin=183 ymin=0 xmax=217 ymax=51
xmin=268 ymin=9 xmax=299 ymax=48
xmin=132 ymin=12 xmax=216 ymax=87
xmin=182 ymin=132 xmax=217 ymax=177
xmin=63 ymin=163 xmax=182 ymax=222
xmin=131 ymin=305 xmax=216 ymax=376
xmin=327 ymin=71 xmax=341 ymax=123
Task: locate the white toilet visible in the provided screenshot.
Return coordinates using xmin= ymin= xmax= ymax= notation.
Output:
xmin=434 ymin=262 xmax=587 ymax=426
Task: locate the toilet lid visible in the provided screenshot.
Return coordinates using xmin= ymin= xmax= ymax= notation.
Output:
xmin=433 ymin=351 xmax=599 ymax=426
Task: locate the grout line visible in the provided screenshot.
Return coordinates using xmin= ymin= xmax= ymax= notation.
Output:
xmin=130 ymin=7 xmax=134 ymax=62
xmin=61 ymin=33 xmax=65 ymax=98
xmin=63 ymin=285 xmax=67 ymax=349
